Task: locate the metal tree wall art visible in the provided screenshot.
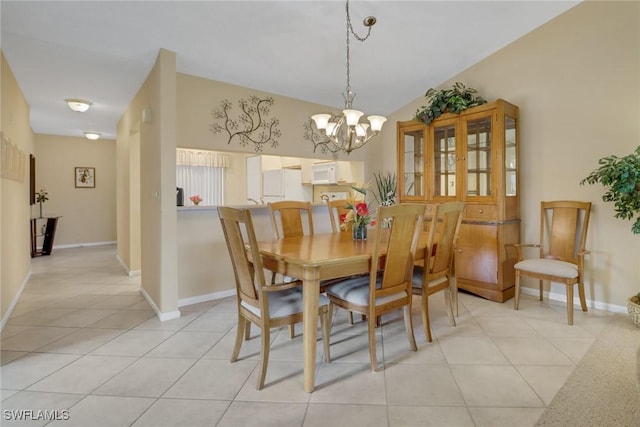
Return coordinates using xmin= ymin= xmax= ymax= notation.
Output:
xmin=303 ymin=119 xmax=340 ymax=159
xmin=210 ymin=95 xmax=281 ymax=151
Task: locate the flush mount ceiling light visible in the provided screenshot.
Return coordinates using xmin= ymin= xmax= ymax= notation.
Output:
xmin=65 ymin=98 xmax=92 ymax=112
xmin=84 ymin=132 xmax=101 ymax=140
xmin=310 ymin=0 xmax=386 ymax=154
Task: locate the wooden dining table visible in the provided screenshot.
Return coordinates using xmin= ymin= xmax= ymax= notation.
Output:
xmin=257 ymin=228 xmax=430 ymax=392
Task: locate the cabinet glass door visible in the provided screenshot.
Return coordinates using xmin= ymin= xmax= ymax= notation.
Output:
xmin=400 ymin=127 xmax=424 ymax=198
xmin=465 ymin=116 xmax=492 ymax=197
xmin=505 ymin=115 xmax=517 ymax=196
xmin=433 ymin=123 xmax=457 ymax=198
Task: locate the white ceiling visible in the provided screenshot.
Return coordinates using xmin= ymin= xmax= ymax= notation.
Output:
xmin=1 ymin=1 xmax=579 ymax=140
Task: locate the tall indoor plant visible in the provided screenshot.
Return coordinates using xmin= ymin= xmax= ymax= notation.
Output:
xmin=580 ymin=146 xmax=640 ymax=326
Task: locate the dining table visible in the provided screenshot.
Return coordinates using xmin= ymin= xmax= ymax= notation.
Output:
xmin=257 ymin=228 xmax=430 ymax=392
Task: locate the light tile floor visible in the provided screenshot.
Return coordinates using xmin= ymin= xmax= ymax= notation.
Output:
xmin=1 ymin=245 xmax=613 ymax=426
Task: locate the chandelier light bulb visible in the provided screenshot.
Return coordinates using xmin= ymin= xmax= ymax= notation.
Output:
xmin=311 ymin=114 xmax=331 ymax=130
xmin=367 ymin=116 xmax=387 ymax=132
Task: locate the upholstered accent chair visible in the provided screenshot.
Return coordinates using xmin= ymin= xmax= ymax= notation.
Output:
xmin=512 ymin=200 xmax=592 ymax=325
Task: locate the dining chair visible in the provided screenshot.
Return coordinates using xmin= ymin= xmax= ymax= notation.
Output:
xmin=325 ymin=197 xmax=362 ymax=325
xmin=324 ymin=203 xmax=426 ymax=371
xmin=268 ymin=200 xmax=314 ymax=239
xmin=218 ymin=206 xmax=331 ymax=389
xmin=268 ymin=200 xmax=314 ymax=337
xmin=512 ymin=200 xmax=592 ymax=325
xmin=412 ymin=201 xmax=465 ymax=342
xmin=326 ymin=197 xmax=356 ymax=233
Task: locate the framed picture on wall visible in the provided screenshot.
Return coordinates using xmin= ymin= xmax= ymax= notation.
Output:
xmin=75 ymin=167 xmax=95 ymax=188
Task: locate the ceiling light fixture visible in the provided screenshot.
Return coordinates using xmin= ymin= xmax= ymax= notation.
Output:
xmin=65 ymin=98 xmax=92 ymax=112
xmin=310 ymin=0 xmax=386 ymax=154
xmin=84 ymin=132 xmax=101 ymax=140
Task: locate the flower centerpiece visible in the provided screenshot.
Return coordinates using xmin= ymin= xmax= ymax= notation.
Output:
xmin=189 ymin=194 xmax=202 ymax=206
xmin=340 ymin=187 xmax=376 ymax=240
xmin=36 ymin=188 xmax=48 ymax=218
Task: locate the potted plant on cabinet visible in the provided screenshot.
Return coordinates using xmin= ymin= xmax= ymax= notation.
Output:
xmin=580 ymin=146 xmax=640 ymax=326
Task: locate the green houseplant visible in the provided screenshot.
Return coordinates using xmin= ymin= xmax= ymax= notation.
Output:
xmin=580 ymin=146 xmax=640 ymax=326
xmin=414 ymin=82 xmax=486 ymax=125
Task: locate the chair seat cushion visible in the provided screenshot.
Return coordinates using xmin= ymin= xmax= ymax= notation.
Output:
xmin=411 ymin=268 xmax=448 ymax=290
xmin=515 ymin=258 xmax=578 ymax=279
xmin=242 ymin=287 xmax=329 ymax=319
xmin=325 ymin=275 xmax=407 ymax=306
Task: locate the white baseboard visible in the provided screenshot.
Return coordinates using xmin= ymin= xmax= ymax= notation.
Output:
xmin=116 ymin=254 xmax=141 ymax=277
xmin=178 ymin=289 xmax=236 ymax=308
xmin=53 ymin=241 xmax=116 ymax=250
xmin=140 ymin=287 xmax=181 ymax=321
xmin=520 ymin=287 xmax=627 ymax=314
xmin=1 ymin=269 xmax=32 ymax=331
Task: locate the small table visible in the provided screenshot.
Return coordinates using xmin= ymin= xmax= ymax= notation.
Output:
xmin=257 ymin=229 xmax=429 ymax=392
xmin=31 ymin=217 xmax=60 ymax=257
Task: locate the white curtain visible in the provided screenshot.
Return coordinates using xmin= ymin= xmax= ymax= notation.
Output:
xmin=176 ymin=149 xmax=229 ymax=206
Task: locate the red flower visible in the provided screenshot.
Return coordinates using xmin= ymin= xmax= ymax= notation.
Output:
xmin=355 ymin=202 xmax=369 ymax=217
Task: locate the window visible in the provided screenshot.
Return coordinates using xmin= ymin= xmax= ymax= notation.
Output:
xmin=176 ymin=148 xmax=229 ymax=206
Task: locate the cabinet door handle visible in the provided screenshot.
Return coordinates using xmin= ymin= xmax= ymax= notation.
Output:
xmin=457 ymin=249 xmax=462 ymax=253
xmin=479 ymin=209 xmax=484 ymax=213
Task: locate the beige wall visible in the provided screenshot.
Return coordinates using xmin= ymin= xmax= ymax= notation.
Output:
xmin=117 ymin=49 xmax=179 ymax=318
xmin=1 ymin=52 xmax=34 ymax=324
xmin=379 ymin=1 xmax=640 ymax=310
xmin=176 ymin=72 xmax=371 ymax=162
xmin=33 ymin=134 xmax=116 ymax=246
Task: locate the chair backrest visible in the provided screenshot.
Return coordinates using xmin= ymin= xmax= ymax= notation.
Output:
xmin=326 ymin=198 xmax=356 ymax=233
xmin=425 ymin=202 xmax=465 ymax=276
xmin=268 ymin=200 xmax=314 ymax=239
xmin=371 ymin=203 xmax=426 ymax=302
xmin=219 ymin=206 xmax=265 ymax=311
xmin=539 ymin=200 xmax=591 ymax=264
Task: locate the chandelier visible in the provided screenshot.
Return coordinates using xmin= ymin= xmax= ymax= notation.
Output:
xmin=310 ymin=0 xmax=386 ymax=154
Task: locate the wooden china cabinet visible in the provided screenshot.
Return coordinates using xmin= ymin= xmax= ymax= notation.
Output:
xmin=397 ymin=99 xmax=519 ymax=302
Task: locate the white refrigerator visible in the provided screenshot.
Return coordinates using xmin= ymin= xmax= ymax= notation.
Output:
xmin=262 ymin=169 xmax=311 ymax=203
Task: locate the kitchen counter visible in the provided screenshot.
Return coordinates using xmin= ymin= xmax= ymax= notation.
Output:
xmin=176 ymin=203 xmax=333 ymax=307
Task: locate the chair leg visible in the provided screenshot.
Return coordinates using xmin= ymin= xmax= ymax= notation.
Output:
xmin=288 ymin=325 xmax=295 ymax=338
xmin=566 ymin=284 xmax=574 ymax=326
xmin=320 ymin=309 xmax=331 ymax=363
xmin=452 ymin=276 xmax=459 ymax=317
xmin=257 ymin=325 xmax=271 ymax=390
xmin=347 ymin=311 xmax=354 ymax=325
xmin=244 ymin=322 xmax=251 ymax=341
xmin=444 ymin=287 xmax=456 ymax=327
xmin=539 ymin=279 xmax=544 ymax=301
xmin=231 ymin=315 xmax=246 ymax=362
xmin=368 ymin=312 xmax=378 ymax=372
xmin=327 ymin=302 xmax=334 ymax=334
xmin=514 ymin=270 xmax=521 ymax=310
xmin=578 ymin=280 xmax=588 ymax=312
xmin=403 ymin=305 xmax=417 ymax=351
xmin=420 ymin=291 xmax=432 ymax=342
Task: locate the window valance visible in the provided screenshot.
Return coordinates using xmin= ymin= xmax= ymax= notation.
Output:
xmin=176 ymin=148 xmax=230 ymax=168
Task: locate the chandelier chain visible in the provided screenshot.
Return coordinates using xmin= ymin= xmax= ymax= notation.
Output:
xmin=344 ymin=0 xmax=373 ymax=104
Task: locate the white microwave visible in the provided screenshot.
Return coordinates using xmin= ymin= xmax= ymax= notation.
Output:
xmin=311 ymin=162 xmax=338 ymax=184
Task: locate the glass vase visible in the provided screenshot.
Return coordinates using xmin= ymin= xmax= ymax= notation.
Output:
xmin=352 ymin=225 xmax=367 ymax=241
